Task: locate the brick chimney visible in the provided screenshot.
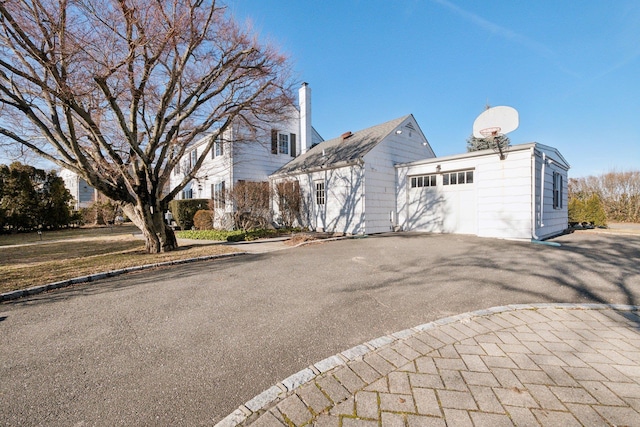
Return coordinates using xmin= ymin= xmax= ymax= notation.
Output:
xmin=299 ymin=82 xmax=312 ymax=154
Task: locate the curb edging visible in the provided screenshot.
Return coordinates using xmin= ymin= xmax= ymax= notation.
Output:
xmin=1 ymin=233 xmax=354 ymax=302
xmin=1 ymin=252 xmax=247 ymax=302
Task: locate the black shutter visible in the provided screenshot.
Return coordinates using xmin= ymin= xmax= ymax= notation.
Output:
xmin=271 ymin=129 xmax=278 ymax=154
xmin=221 ymin=181 xmax=226 ymax=208
xmin=290 ymin=133 xmax=296 ymax=157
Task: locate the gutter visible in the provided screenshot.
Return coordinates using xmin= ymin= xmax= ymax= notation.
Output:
xmin=270 ymin=159 xmax=361 ymax=180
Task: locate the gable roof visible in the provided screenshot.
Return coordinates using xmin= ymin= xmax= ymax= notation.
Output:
xmin=272 ymin=115 xmax=412 ymax=176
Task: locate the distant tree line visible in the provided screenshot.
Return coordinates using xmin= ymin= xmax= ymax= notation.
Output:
xmin=0 ymin=162 xmax=74 ymax=232
xmin=569 ymin=170 xmax=640 ymax=225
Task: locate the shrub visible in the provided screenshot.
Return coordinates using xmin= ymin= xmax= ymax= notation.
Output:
xmin=568 ymin=194 xmax=607 ymax=227
xmin=584 ymin=194 xmax=607 ymax=227
xmin=568 ymin=197 xmax=583 ymax=224
xmin=569 ymin=170 xmax=640 ymax=223
xmin=176 ymin=227 xmax=286 ymax=242
xmin=80 ymin=199 xmax=121 ymax=225
xmin=176 ymin=229 xmax=244 ymax=241
xmin=193 ymin=209 xmax=214 ymax=230
xmin=168 ymin=199 xmax=209 ymax=230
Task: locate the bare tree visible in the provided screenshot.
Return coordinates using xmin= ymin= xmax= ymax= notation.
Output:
xmin=225 ymin=180 xmax=270 ymax=231
xmin=569 ymin=170 xmax=640 ymax=223
xmin=0 ymin=0 xmax=293 ymax=252
xmin=275 ymin=180 xmax=302 ymax=228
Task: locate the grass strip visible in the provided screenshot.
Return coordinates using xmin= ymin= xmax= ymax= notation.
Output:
xmin=0 ymin=235 xmax=237 ymax=294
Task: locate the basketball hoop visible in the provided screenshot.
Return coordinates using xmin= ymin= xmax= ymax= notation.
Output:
xmin=479 ymin=126 xmax=508 ymax=160
xmin=479 ymin=127 xmax=501 ymax=138
xmin=472 ymin=106 xmax=518 ymax=161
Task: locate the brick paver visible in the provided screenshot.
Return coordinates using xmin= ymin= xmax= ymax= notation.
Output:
xmin=217 ymin=305 xmax=640 ymax=427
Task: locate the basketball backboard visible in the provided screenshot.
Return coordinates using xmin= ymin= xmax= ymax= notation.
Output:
xmin=472 ymin=106 xmax=519 ymax=139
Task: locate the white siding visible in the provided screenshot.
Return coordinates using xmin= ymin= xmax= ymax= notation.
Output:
xmin=476 ymin=149 xmax=533 ymax=239
xmin=167 ymin=106 xmax=306 ymax=229
xmin=399 ymin=147 xmax=534 ymax=239
xmin=306 ymin=167 xmax=365 ymax=234
xmin=534 ymin=146 xmax=569 ymax=239
xmin=60 ymin=169 xmax=95 ymax=209
xmin=398 ymin=144 xmax=569 ymax=240
xmin=273 ymin=167 xmax=365 ymax=234
xmin=362 ymin=117 xmax=435 ymax=233
xmin=233 ymin=112 xmax=300 ymax=181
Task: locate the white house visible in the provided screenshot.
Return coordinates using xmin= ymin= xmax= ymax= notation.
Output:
xmin=270 ymin=115 xmax=436 ymax=234
xmin=59 ymin=168 xmax=97 ymax=210
xmin=169 ymin=81 xmax=569 ymax=240
xmin=169 ymin=83 xmax=323 ymax=226
xmin=396 ymin=143 xmax=570 ymax=240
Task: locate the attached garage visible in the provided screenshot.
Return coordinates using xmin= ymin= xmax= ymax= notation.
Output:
xmin=396 ymin=143 xmax=570 ymax=241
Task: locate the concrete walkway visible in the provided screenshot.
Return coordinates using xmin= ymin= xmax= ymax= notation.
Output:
xmin=219 ymin=304 xmax=640 ymax=427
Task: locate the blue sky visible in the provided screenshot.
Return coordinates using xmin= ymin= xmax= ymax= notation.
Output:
xmin=229 ymin=0 xmax=640 ymax=178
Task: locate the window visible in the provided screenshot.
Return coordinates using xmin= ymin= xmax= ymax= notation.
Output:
xmin=174 ymin=161 xmax=181 ymax=175
xmin=279 ymin=133 xmax=289 ymax=155
xmin=315 ymin=181 xmax=325 ymax=205
xmin=182 ymin=188 xmax=193 ymax=199
xmin=443 ymin=169 xmax=474 ymax=186
xmin=271 ymin=129 xmax=296 ymax=156
xmin=213 ymin=181 xmax=225 ymax=209
xmin=410 ymin=174 xmax=436 ymax=188
xmin=553 ymin=172 xmax=563 ymax=209
xmin=214 ymin=138 xmax=223 ymax=157
xmin=189 ymin=149 xmax=197 ymax=169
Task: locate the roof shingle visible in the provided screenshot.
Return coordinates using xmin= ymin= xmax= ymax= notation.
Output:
xmin=273 ymin=115 xmax=410 ymax=176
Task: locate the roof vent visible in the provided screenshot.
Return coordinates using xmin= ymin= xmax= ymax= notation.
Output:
xmin=405 ymin=122 xmax=415 ymax=130
xmin=341 ymin=131 xmax=353 ymax=140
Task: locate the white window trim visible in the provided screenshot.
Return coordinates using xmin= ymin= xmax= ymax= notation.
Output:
xmin=278 ymin=133 xmax=289 ymax=155
xmin=315 ymin=180 xmax=325 ymax=206
xmin=442 ymin=169 xmax=474 ymax=186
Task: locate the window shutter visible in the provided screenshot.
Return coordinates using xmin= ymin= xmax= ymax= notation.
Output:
xmin=559 ymin=175 xmax=563 ymax=208
xmin=290 ymin=133 xmax=297 ymax=157
xmin=271 ymin=129 xmax=278 ymax=154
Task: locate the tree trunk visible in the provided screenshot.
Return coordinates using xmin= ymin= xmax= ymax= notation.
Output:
xmin=122 ymin=203 xmax=178 ymax=253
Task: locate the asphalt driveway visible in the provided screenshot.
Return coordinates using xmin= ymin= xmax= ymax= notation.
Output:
xmin=1 ymin=232 xmax=639 ymax=425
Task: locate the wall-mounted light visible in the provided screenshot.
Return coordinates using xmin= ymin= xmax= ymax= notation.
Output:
xmin=436 ymin=165 xmax=441 ymax=173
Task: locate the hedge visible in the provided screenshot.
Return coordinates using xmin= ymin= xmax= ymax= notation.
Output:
xmin=168 ymin=199 xmax=209 ymax=230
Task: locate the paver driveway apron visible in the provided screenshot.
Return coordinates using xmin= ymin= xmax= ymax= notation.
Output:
xmin=220 ymin=304 xmax=640 ymax=427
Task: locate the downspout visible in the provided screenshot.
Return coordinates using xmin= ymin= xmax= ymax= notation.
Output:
xmin=531 ymin=147 xmax=540 ymax=240
xmin=540 ymin=152 xmax=546 ymax=229
xmin=360 ymin=160 xmax=366 ymax=235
